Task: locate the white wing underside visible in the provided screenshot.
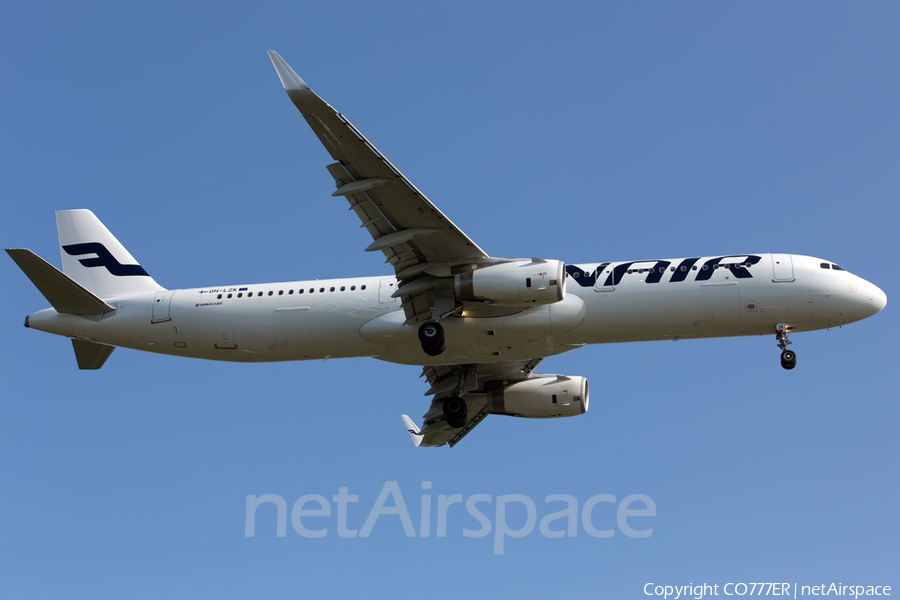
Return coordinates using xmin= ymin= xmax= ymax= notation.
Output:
xmin=268 ymin=51 xmax=547 ymax=447
xmin=407 ymin=358 xmax=544 ymax=447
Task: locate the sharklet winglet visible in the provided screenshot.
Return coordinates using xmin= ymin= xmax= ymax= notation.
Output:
xmin=267 ymin=51 xmax=309 ymax=92
xmin=401 ymin=415 xmax=423 ymax=448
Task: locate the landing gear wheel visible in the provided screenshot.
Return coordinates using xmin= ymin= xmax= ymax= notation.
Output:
xmin=443 ymin=396 xmax=469 ymax=428
xmin=418 ymin=321 xmax=446 ymax=356
xmin=775 ymin=323 xmax=796 ymax=370
xmin=780 ymin=349 xmax=797 ymax=370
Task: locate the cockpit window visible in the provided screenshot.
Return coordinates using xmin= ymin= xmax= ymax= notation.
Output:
xmin=832 ymin=264 xmax=845 ymax=271
xmin=820 ymin=263 xmax=831 ymax=269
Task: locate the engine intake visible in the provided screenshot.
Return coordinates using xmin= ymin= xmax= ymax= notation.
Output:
xmin=489 ymin=375 xmax=589 ymax=419
xmin=455 ymin=259 xmax=566 ymax=306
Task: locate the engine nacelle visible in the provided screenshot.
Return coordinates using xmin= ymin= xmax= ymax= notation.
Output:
xmin=489 ymin=375 xmax=589 ymax=419
xmin=455 ymin=259 xmax=566 ymax=306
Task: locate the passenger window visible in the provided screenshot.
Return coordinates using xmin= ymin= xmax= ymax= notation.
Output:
xmin=227 ymin=293 xmax=232 ymax=299
xmin=289 ymin=289 xmax=294 ymax=294
xmin=341 ymin=286 xmax=346 ymax=291
xmin=330 ymin=287 xmax=335 ymax=292
xmin=217 ymin=294 xmax=222 ymax=299
xmin=351 ymin=286 xmax=356 ymax=291
xmin=299 ymin=289 xmax=304 ymax=294
xmin=268 ymin=291 xmax=273 ymax=296
xmin=361 ymin=285 xmax=367 ymax=290
xmin=278 ymin=290 xmax=283 ymax=295
xmin=237 ymin=293 xmax=243 ymax=298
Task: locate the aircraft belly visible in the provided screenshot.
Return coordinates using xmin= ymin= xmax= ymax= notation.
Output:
xmin=21 ymin=248 xmax=880 ymax=372
xmin=214 ymin=299 xmax=388 ymax=361
xmin=361 ymin=305 xmax=569 ymax=366
xmin=569 ymin=284 xmax=706 ymax=344
xmin=76 ymin=290 xmax=391 ymax=362
xmin=700 ymin=283 xmax=741 ymax=324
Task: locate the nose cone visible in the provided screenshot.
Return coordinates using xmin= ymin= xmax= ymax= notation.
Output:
xmin=868 ymin=284 xmax=887 ymax=316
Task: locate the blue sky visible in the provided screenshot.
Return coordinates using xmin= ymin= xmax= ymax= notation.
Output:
xmin=1 ymin=1 xmax=898 ymax=598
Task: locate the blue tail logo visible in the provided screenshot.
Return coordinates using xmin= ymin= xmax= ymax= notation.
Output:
xmin=63 ymin=243 xmax=150 ymax=277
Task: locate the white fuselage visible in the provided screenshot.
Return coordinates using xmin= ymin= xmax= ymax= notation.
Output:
xmin=25 ymin=253 xmax=886 ymax=366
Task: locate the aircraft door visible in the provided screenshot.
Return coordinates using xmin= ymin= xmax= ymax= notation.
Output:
xmin=772 ymin=255 xmax=794 ymax=281
xmin=215 ymin=323 xmax=235 ymax=349
xmin=152 ymin=291 xmax=174 ymax=323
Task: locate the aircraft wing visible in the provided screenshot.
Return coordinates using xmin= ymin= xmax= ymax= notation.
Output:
xmin=268 ymin=51 xmax=492 ymax=325
xmin=268 ymin=52 xmax=552 ymax=448
xmin=403 ymin=358 xmax=544 ymax=448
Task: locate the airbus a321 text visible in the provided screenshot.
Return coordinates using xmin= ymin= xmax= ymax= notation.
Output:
xmin=7 ymin=51 xmax=887 ymax=448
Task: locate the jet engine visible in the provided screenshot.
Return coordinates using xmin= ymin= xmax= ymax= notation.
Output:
xmin=455 ymin=259 xmax=566 ymax=306
xmin=488 ymin=375 xmax=589 ymax=419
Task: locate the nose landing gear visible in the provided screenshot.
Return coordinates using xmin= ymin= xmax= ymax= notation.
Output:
xmin=776 ymin=323 xmax=796 ymax=370
xmin=780 ymin=349 xmax=797 ymax=370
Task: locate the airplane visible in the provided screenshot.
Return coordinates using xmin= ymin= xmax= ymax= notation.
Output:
xmin=6 ymin=51 xmax=887 ymax=448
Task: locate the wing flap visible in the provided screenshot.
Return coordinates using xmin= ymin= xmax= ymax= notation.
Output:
xmin=403 ymin=359 xmax=546 ymax=448
xmin=269 ymin=50 xmax=511 ymax=325
xmin=268 ymin=51 xmax=487 ymax=269
xmin=412 ymin=396 xmax=490 ymax=448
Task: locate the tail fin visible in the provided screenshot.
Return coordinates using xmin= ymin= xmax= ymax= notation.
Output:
xmin=56 ymin=210 xmax=164 ymax=298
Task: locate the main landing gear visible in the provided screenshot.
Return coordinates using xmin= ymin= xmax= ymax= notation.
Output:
xmin=442 ymin=396 xmax=469 ymax=428
xmin=776 ymin=323 xmax=797 ymax=370
xmin=418 ymin=320 xmax=469 ymax=427
xmin=442 ymin=366 xmax=474 ymax=429
xmin=418 ymin=321 xmax=446 ymax=356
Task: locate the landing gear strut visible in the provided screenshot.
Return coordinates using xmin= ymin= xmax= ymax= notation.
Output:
xmin=776 ymin=323 xmax=796 ymax=370
xmin=418 ymin=321 xmax=446 ymax=356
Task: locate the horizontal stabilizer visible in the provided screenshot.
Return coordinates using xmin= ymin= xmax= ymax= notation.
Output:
xmin=72 ymin=339 xmax=115 ymax=370
xmin=6 ymin=249 xmax=116 ymax=315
